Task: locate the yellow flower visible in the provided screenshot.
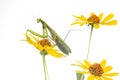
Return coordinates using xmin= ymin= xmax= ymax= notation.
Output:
xmin=72 ymin=60 xmax=118 ymax=80
xmin=71 ymin=13 xmax=117 ymax=29
xmin=24 ymin=33 xmax=66 ymax=58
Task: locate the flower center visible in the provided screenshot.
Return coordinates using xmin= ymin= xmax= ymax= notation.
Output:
xmin=39 ymin=39 xmax=52 ymax=47
xmin=87 ymin=14 xmax=100 ymax=23
xmin=89 ymin=63 xmax=104 ymax=76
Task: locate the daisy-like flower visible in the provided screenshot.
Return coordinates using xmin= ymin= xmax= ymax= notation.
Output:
xmin=71 ymin=13 xmax=117 ymax=29
xmin=72 ymin=60 xmax=118 ymax=80
xmin=24 ymin=32 xmax=66 ymax=58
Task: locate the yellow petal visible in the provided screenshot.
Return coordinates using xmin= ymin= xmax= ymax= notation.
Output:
xmin=103 ymin=72 xmax=119 ymax=76
xmin=103 ymin=66 xmax=113 ymax=73
xmin=72 ymin=64 xmax=88 ymax=69
xmin=100 ymin=60 xmax=106 ymax=68
xmin=105 ymin=20 xmax=117 ymax=25
xmin=79 ymin=22 xmax=86 ymax=26
xmin=102 ymin=76 xmax=112 ymax=80
xmin=87 ymin=75 xmax=95 ymax=80
xmin=34 ymin=43 xmax=43 ymax=51
xmin=71 ymin=22 xmax=86 ymax=26
xmin=72 ymin=15 xmax=81 ymax=19
xmin=83 ymin=60 xmax=91 ymax=67
xmin=24 ymin=33 xmax=44 ymax=51
xmin=93 ymin=24 xmax=100 ymax=29
xmin=90 ymin=12 xmax=95 ymax=16
xmin=48 ymin=50 xmax=62 ymax=58
xmin=80 ymin=15 xmax=87 ymax=21
xmin=98 ymin=13 xmax=103 ymax=20
xmin=25 ymin=34 xmax=39 ymax=49
xmin=29 ymin=34 xmax=38 ymax=42
xmin=75 ymin=60 xmax=89 ymax=69
xmin=45 ymin=46 xmax=65 ymax=58
xmin=80 ymin=65 xmax=89 ymax=69
xmin=24 ymin=34 xmax=33 ymax=44
xmin=76 ymin=70 xmax=89 ymax=74
xmin=75 ymin=60 xmax=85 ymax=65
xmin=72 ymin=15 xmax=87 ymax=21
xmin=102 ymin=14 xmax=114 ymax=22
xmin=95 ymin=76 xmax=102 ymax=80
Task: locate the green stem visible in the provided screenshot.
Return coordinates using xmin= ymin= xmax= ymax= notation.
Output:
xmin=45 ymin=61 xmax=50 ymax=80
xmin=86 ymin=26 xmax=93 ymax=60
xmin=80 ymin=74 xmax=84 ymax=80
xmin=41 ymin=51 xmax=47 ymax=80
xmin=79 ymin=26 xmax=93 ymax=80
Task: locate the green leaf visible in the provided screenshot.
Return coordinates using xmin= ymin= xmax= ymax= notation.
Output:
xmin=76 ymin=73 xmax=85 ymax=80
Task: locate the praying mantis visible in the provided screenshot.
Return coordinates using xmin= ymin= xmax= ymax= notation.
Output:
xmin=27 ymin=18 xmax=71 ymax=55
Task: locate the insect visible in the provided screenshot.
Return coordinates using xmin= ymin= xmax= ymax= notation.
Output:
xmin=27 ymin=18 xmax=71 ymax=55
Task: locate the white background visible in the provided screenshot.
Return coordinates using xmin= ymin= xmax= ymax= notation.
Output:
xmin=0 ymin=0 xmax=120 ymax=80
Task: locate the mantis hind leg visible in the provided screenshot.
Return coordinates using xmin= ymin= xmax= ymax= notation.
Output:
xmin=64 ymin=29 xmax=81 ymax=41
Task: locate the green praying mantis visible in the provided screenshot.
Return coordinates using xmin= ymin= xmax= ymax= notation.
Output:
xmin=27 ymin=18 xmax=71 ymax=55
